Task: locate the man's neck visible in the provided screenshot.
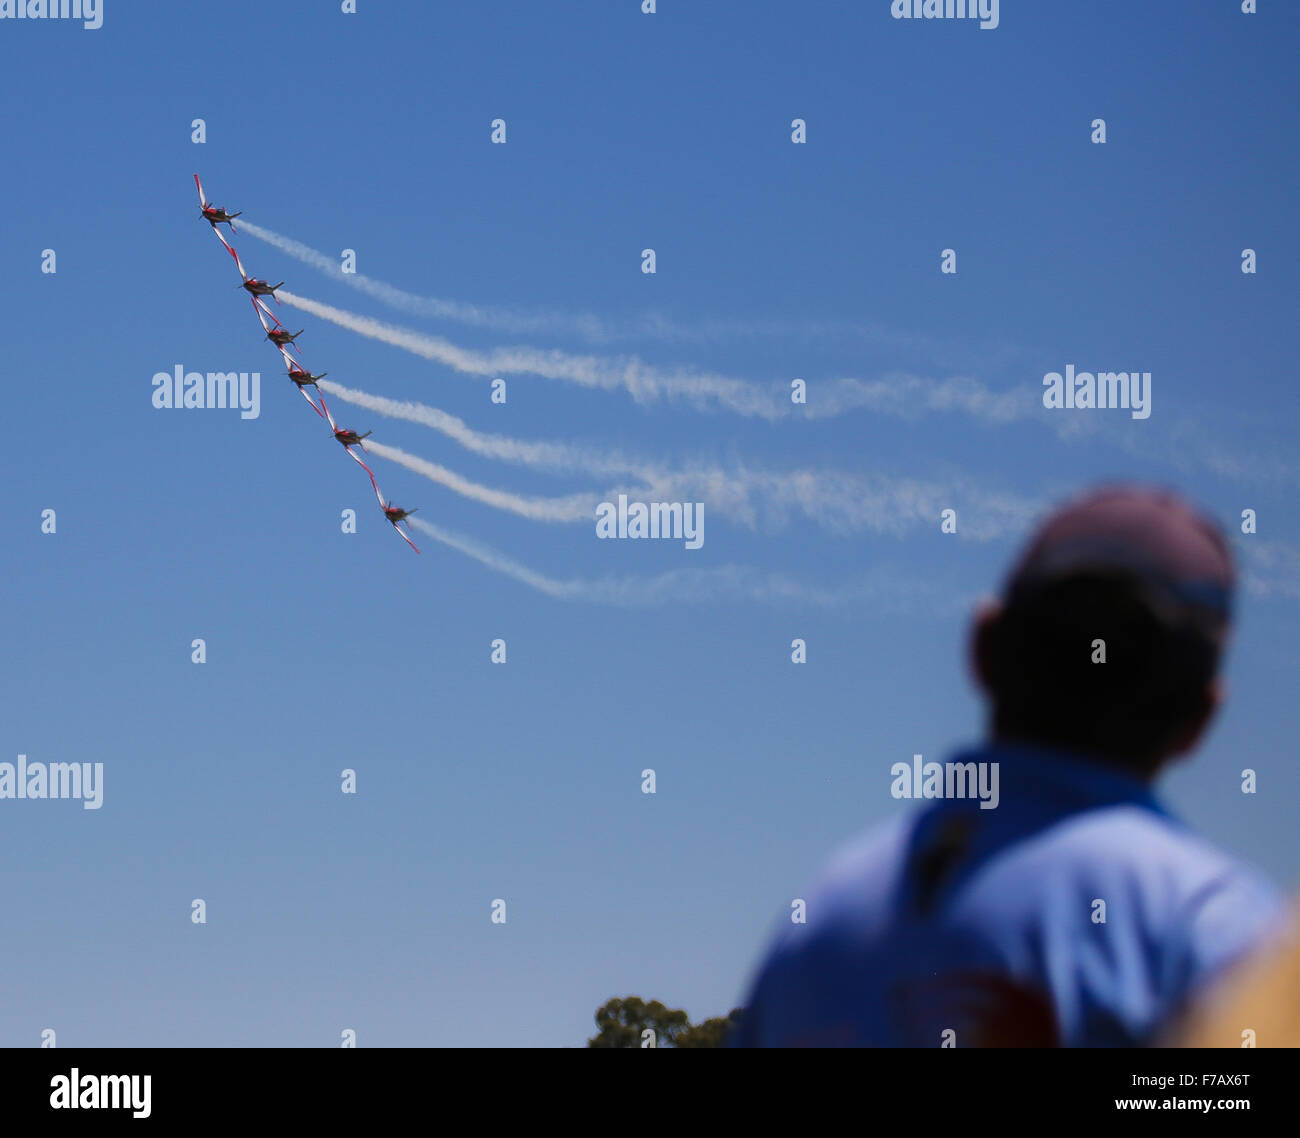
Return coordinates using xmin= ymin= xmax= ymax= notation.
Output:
xmin=988 ymin=730 xmax=1164 ymax=785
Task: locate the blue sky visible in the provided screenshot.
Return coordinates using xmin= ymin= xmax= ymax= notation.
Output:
xmin=0 ymin=1 xmax=1296 ymax=1046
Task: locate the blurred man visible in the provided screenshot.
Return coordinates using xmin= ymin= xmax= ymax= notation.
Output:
xmin=733 ymin=486 xmax=1286 ymax=1047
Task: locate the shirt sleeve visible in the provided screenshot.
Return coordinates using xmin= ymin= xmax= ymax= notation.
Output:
xmin=1175 ymin=867 xmax=1289 ymax=998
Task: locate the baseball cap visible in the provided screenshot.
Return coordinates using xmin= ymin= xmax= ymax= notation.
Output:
xmin=1003 ymin=486 xmax=1236 ymax=623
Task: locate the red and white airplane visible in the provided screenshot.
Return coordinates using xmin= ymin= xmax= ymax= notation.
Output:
xmin=365 ymin=466 xmax=420 ymax=552
xmin=194 ymin=174 xmax=241 ymax=231
xmin=333 ymin=427 xmax=371 ymax=449
xmin=286 ymin=364 xmax=326 ymax=392
xmin=318 ymin=401 xmax=379 ymax=488
xmin=381 ymin=501 xmax=421 ymax=553
xmin=285 ymin=364 xmax=329 ymax=418
xmin=265 ymin=323 xmax=302 ymax=347
xmin=224 ymin=241 xmax=282 ymax=304
xmin=240 ymin=268 xmax=284 ymax=302
xmin=251 ymin=297 xmax=303 ymax=355
xmin=333 ymin=424 xmax=379 ymax=487
xmin=193 ymin=174 xmax=243 ymax=262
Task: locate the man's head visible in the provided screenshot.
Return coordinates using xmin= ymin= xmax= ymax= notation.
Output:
xmin=971 ymin=486 xmax=1236 ymax=779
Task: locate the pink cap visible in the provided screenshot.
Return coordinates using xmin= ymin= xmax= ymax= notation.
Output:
xmin=1005 ymin=486 xmax=1235 ymax=618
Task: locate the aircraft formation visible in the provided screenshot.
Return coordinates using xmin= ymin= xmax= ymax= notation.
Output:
xmin=194 ymin=174 xmax=420 ymax=552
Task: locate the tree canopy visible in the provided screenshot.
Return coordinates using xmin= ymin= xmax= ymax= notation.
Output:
xmin=588 ymin=996 xmax=744 ymax=1048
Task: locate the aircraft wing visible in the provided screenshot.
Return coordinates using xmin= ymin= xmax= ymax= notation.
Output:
xmin=297 ymin=385 xmax=327 ymax=419
xmin=390 ymin=521 xmax=421 ymax=554
xmin=345 ymin=446 xmax=380 ymax=496
xmin=197 ymin=178 xmax=240 ymax=263
xmin=251 ymin=297 xmax=277 ymax=335
xmin=211 ymin=225 xmax=239 ymax=262
xmin=252 ymin=296 xmax=288 ymax=334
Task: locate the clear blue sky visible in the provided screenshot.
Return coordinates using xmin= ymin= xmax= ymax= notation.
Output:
xmin=1 ymin=1 xmax=1296 ymax=1046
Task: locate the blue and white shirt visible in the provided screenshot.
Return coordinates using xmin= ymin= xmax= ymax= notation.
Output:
xmin=733 ymin=743 xmax=1286 ymax=1047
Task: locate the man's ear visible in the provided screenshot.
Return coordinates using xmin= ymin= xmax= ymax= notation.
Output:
xmin=970 ymin=599 xmax=1003 ymax=696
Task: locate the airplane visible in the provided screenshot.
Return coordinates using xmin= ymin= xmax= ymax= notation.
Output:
xmin=242 ymin=276 xmax=284 ymax=301
xmin=194 ymin=176 xmax=241 ymax=260
xmin=266 ymin=325 xmax=303 ymax=348
xmin=322 ymin=402 xmax=379 ymax=483
xmin=193 ymin=174 xmax=241 ymax=231
xmin=383 ymin=504 xmax=417 ymax=524
xmin=381 ymin=502 xmax=421 ymax=553
xmin=227 ymin=249 xmax=282 ymax=303
xmin=250 ymin=296 xmax=292 ymax=342
xmin=286 ymin=364 xmax=326 ymax=390
xmin=282 ymin=364 xmax=329 ymax=417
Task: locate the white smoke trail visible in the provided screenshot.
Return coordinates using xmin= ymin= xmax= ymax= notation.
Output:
xmin=244 ymin=226 xmax=1289 ymax=496
xmin=1238 ymin=539 xmax=1300 ymax=600
xmin=321 ymin=380 xmax=1038 ymax=540
xmin=319 ymin=380 xmax=642 ymax=480
xmin=233 ymin=221 xmax=909 ymax=350
xmin=281 ymin=291 xmax=1031 ymax=423
xmin=239 ymin=220 xmax=1032 ymax=364
xmin=406 ymin=517 xmax=956 ymax=609
xmin=363 ymin=440 xmax=602 ymax=524
xmin=281 ymin=290 xmax=788 ymax=417
xmin=239 ymin=219 xmax=617 ymax=341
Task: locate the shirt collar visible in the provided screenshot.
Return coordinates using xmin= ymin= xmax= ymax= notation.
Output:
xmin=950 ymin=738 xmax=1172 ymax=819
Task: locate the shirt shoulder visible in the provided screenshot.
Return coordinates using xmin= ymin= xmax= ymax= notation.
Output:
xmin=955 ymin=805 xmax=1287 ymax=1042
xmin=735 ymin=801 xmax=1285 ymax=1047
xmin=967 ymin=804 xmax=1282 ymax=930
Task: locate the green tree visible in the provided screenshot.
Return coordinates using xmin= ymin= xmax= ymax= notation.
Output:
xmin=675 ymin=1008 xmax=744 ymax=1048
xmin=587 ymin=997 xmax=742 ymax=1048
xmin=588 ymin=997 xmax=689 ymax=1048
